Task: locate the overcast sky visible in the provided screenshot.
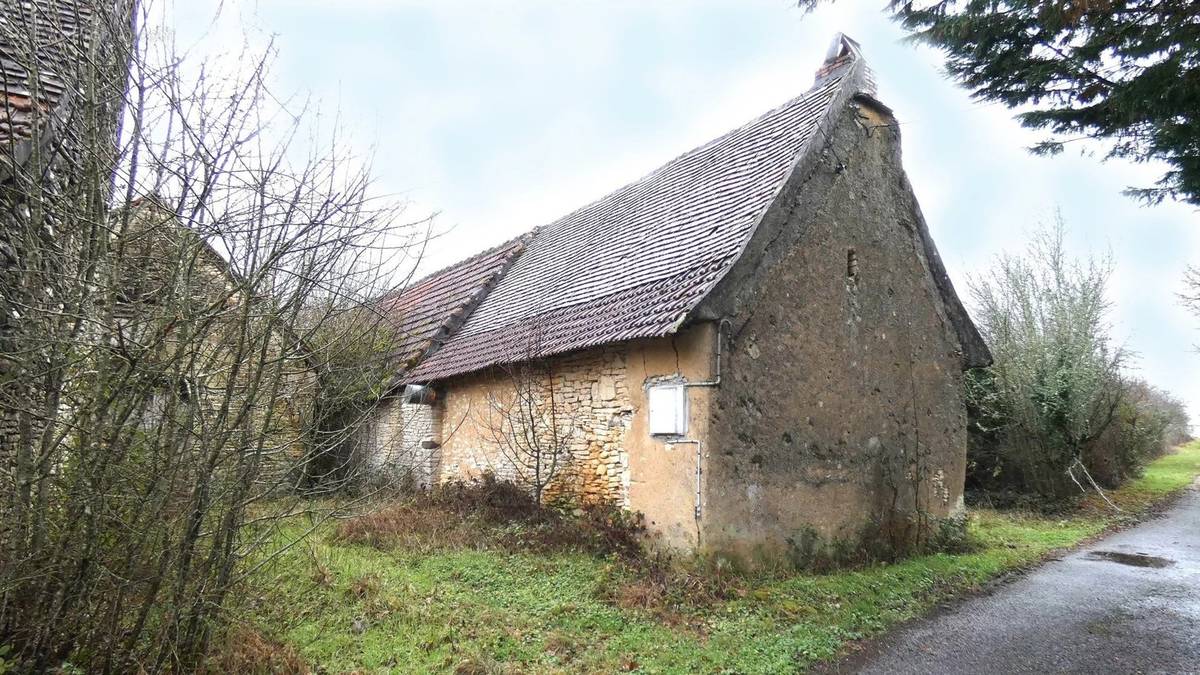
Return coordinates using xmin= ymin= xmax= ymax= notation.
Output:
xmin=179 ymin=0 xmax=1200 ymax=423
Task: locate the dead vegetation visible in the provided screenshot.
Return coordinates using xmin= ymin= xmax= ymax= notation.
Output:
xmin=598 ymin=554 xmax=749 ymax=631
xmin=204 ymin=627 xmax=310 ymax=675
xmin=0 ymin=2 xmax=416 ymax=668
xmin=333 ymin=474 xmax=645 ymax=559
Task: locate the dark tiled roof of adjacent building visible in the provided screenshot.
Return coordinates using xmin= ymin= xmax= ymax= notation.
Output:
xmin=0 ymin=0 xmax=94 ymax=175
xmin=403 ymin=68 xmax=849 ymax=382
xmin=377 ymin=236 xmax=528 ymax=370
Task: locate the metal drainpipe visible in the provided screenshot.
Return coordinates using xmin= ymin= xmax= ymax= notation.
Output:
xmin=674 ymin=319 xmax=731 ymax=527
xmin=682 ymin=319 xmax=730 ymax=389
xmin=670 ymin=439 xmax=704 ymax=523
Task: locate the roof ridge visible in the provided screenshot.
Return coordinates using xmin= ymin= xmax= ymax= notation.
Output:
xmin=526 ymin=75 xmax=846 ymax=236
xmin=377 ymin=230 xmax=533 ymax=304
xmin=388 ymin=71 xmax=845 ymax=298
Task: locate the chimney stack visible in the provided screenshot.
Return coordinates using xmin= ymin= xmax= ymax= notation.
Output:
xmin=814 ymin=33 xmax=876 ymax=96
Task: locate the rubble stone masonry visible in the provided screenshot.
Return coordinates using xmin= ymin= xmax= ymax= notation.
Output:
xmin=426 ymin=324 xmax=717 ymax=549
xmin=362 ymin=398 xmax=442 ymax=489
xmin=436 ymin=346 xmax=635 ymax=506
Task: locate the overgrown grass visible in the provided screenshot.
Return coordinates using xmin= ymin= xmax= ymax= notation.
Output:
xmin=1080 ymin=441 xmax=1200 ymax=514
xmin=231 ymin=442 xmax=1200 ymax=673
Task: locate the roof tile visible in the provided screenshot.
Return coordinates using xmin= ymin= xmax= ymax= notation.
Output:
xmin=0 ymin=1 xmax=93 ymax=155
xmin=377 ymin=236 xmax=528 ymax=369
xmin=403 ymin=71 xmax=849 ymax=382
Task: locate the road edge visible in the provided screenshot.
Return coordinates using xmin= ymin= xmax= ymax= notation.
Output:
xmin=813 ymin=473 xmax=1200 ymax=674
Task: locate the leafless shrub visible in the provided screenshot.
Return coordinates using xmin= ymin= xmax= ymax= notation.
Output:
xmin=1084 ymin=379 xmax=1192 ymax=486
xmin=1182 ymin=265 xmax=1200 ymax=327
xmin=0 ymin=1 xmax=422 ymax=670
xmin=474 ymin=325 xmax=581 ymax=504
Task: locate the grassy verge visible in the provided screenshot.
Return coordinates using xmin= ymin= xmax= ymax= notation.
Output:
xmin=233 ymin=442 xmax=1200 ymax=674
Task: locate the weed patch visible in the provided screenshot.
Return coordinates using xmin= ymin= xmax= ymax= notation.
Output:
xmin=205 ymin=627 xmax=309 ymax=674
xmin=333 ymin=475 xmax=644 ymax=559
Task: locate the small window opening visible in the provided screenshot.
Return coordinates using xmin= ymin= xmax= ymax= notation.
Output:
xmin=846 ymin=248 xmax=859 ymax=281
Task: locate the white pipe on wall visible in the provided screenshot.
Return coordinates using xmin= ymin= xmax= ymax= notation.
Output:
xmin=673 ymin=319 xmax=731 ymax=529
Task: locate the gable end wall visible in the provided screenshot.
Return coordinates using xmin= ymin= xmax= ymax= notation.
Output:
xmin=362 ymin=398 xmax=442 ymax=489
xmin=697 ymin=99 xmax=969 ymax=562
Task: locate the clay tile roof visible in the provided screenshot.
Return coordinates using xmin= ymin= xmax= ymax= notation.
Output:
xmin=400 ymin=57 xmax=856 ymax=383
xmin=0 ymin=0 xmax=94 ymax=174
xmin=377 ymin=235 xmax=528 ymax=370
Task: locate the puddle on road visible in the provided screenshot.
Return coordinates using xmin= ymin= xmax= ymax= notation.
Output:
xmin=1087 ymin=550 xmax=1175 ymax=568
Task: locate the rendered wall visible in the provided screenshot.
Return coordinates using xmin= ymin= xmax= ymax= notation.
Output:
xmin=697 ymin=99 xmax=969 ymax=563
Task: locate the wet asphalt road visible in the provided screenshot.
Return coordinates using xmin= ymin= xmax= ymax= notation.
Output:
xmin=840 ymin=483 xmax=1200 ymax=674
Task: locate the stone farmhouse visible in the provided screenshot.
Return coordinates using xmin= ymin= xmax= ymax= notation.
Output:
xmin=365 ymin=35 xmax=992 ymax=561
xmin=106 ymin=199 xmax=318 ymax=493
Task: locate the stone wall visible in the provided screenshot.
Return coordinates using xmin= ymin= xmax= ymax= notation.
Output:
xmin=0 ymin=189 xmax=28 ymax=479
xmin=695 ymin=97 xmax=970 ymax=564
xmin=0 ymin=1 xmax=131 ymax=494
xmin=362 ymin=397 xmax=442 ymax=489
xmin=0 ymin=162 xmax=62 ymax=504
xmin=430 ymin=324 xmax=718 ymax=549
xmin=437 ymin=346 xmax=635 ymax=505
xmin=251 ymin=345 xmax=317 ymax=493
xmin=0 ymin=199 xmax=317 ymax=496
